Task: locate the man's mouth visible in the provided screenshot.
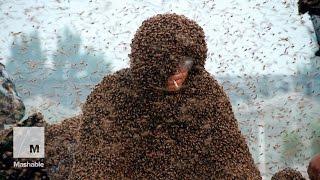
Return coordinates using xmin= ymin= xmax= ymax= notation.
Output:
xmin=166 ymin=67 xmax=188 ymax=92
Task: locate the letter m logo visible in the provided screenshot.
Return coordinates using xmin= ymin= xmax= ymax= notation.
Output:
xmin=30 ymin=145 xmax=40 ymax=153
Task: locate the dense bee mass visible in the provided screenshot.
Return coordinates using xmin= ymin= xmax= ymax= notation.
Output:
xmin=45 ymin=116 xmax=80 ymax=179
xmin=70 ymin=13 xmax=261 ymax=179
xmin=271 ymin=168 xmax=305 ymax=180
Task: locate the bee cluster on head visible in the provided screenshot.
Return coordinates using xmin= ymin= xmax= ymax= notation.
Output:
xmin=129 ymin=13 xmax=207 ymax=91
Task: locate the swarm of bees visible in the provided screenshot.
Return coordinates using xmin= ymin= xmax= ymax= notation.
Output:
xmin=1 ymin=1 xmax=318 ymax=177
xmin=271 ymin=168 xmax=305 ymax=180
xmin=45 ymin=115 xmax=80 ymax=179
xmin=70 ymin=13 xmax=261 ymax=179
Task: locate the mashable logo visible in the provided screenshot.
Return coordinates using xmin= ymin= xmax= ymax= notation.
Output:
xmin=13 ymin=127 xmax=45 ymax=158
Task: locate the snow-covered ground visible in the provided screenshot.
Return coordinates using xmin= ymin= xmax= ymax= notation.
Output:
xmin=0 ymin=0 xmax=319 ymax=179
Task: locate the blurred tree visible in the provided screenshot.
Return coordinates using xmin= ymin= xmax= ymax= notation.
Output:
xmin=281 ymin=130 xmax=304 ymax=167
xmin=311 ymin=119 xmax=320 ymax=156
xmin=6 ymin=28 xmax=111 ymax=122
xmin=309 ymin=57 xmax=320 ymax=99
xmin=52 ymin=27 xmax=111 ymax=107
xmin=258 ymin=75 xmax=270 ymax=98
xmin=295 ymin=57 xmax=320 ymax=98
xmin=52 ymin=28 xmax=81 ymax=80
xmin=7 ymin=31 xmax=47 ymax=96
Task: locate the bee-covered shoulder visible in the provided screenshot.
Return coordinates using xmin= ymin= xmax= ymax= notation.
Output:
xmin=191 ymin=70 xmax=228 ymax=100
xmin=86 ymin=69 xmax=129 ymax=103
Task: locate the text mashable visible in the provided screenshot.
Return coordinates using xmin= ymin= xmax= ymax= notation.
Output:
xmin=13 ymin=161 xmax=44 ymax=168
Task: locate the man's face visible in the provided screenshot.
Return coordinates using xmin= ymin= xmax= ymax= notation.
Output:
xmin=166 ymin=58 xmax=193 ymax=92
xmin=166 ymin=67 xmax=188 ymax=92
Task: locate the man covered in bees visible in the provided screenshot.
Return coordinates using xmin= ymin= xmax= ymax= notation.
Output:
xmin=70 ymin=13 xmax=261 ymax=179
